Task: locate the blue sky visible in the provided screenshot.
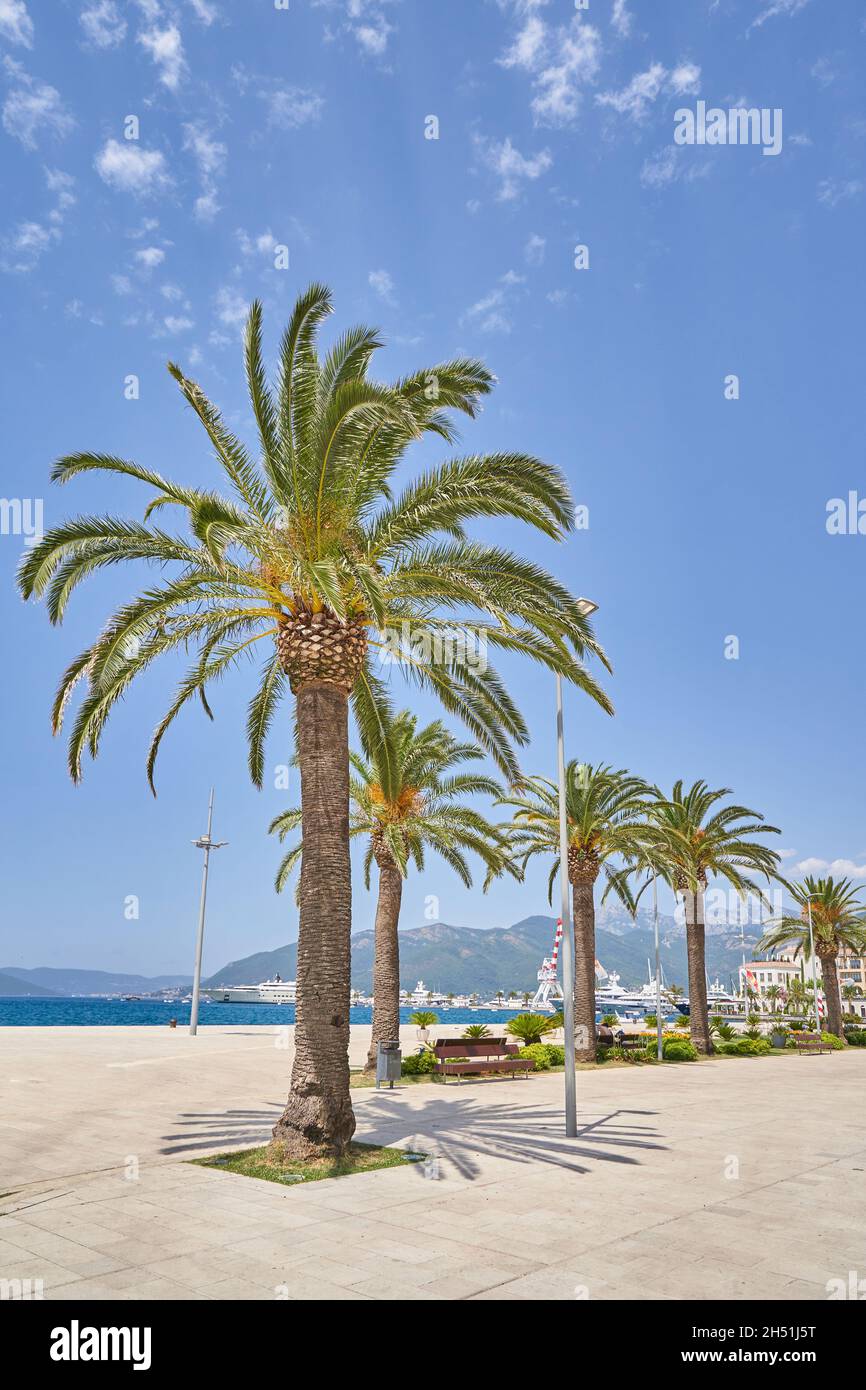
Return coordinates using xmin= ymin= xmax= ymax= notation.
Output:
xmin=1 ymin=0 xmax=865 ymax=977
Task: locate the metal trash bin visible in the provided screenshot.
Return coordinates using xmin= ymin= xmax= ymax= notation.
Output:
xmin=376 ymin=1039 xmax=402 ymax=1089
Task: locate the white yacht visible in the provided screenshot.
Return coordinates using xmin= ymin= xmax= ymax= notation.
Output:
xmin=208 ymin=976 xmax=297 ymax=1004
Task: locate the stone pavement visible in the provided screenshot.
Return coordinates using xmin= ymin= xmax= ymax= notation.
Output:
xmin=1 ymin=1026 xmax=864 ymax=1300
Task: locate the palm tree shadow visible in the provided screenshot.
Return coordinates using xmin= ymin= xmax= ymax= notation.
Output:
xmin=355 ymin=1089 xmax=666 ymax=1180
xmin=159 ymin=1103 xmax=282 ymax=1155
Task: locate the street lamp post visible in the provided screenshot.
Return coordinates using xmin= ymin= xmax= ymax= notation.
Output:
xmin=652 ymin=868 xmax=663 ymax=1062
xmin=555 ymin=673 xmax=577 ymax=1139
xmin=805 ymin=897 xmax=822 ymax=1032
xmin=189 ymin=788 xmax=228 ymax=1037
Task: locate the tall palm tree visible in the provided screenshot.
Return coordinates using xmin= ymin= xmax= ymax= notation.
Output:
xmin=759 ymin=877 xmax=866 ymax=1039
xmin=19 ymin=286 xmax=610 ymax=1157
xmin=764 ymin=983 xmax=782 ymax=1013
xmin=636 ymin=782 xmax=780 ymax=1053
xmin=270 ymin=710 xmax=511 ymax=1070
xmin=498 ymin=763 xmax=652 ymax=1061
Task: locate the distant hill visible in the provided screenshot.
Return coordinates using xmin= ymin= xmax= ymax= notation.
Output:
xmin=205 ymin=914 xmax=760 ymax=994
xmin=0 ymin=971 xmax=58 ymax=997
xmin=0 ymin=967 xmax=192 ymax=996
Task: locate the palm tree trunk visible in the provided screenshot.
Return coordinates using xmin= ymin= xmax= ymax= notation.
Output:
xmin=682 ymin=889 xmax=713 ymax=1054
xmin=572 ymin=879 xmax=597 ymax=1062
xmin=818 ymin=951 xmax=843 ymax=1038
xmin=271 ymin=682 xmax=355 ymax=1159
xmin=365 ymin=855 xmax=403 ymax=1071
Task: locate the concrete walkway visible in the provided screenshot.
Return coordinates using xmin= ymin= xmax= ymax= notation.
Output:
xmin=1 ymin=1026 xmax=864 ymax=1300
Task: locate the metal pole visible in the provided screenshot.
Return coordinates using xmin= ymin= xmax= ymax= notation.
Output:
xmin=653 ymin=869 xmax=663 ymax=1061
xmin=189 ymin=789 xmax=227 ymax=1036
xmin=806 ymin=898 xmax=821 ymax=1033
xmin=555 ymin=674 xmax=578 ymax=1138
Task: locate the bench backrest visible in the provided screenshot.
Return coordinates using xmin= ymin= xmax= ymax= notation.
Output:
xmin=434 ymin=1038 xmax=510 ymax=1058
xmin=792 ymin=1032 xmax=822 ymax=1042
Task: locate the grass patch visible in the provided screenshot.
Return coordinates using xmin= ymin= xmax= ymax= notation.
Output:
xmin=349 ymin=1068 xmax=437 ymax=1089
xmin=191 ymin=1140 xmax=426 ymax=1187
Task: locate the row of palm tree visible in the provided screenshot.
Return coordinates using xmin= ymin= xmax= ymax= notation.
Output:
xmin=271 ymin=720 xmax=866 ymax=1066
xmin=20 ymin=286 xmax=866 ymax=1156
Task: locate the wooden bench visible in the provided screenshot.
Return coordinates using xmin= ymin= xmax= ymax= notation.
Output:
xmin=791 ymin=1031 xmax=833 ymax=1055
xmin=433 ymin=1038 xmax=535 ymax=1083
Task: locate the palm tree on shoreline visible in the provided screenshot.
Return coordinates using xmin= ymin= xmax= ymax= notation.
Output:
xmin=498 ymin=763 xmax=652 ymax=1061
xmin=20 ymin=286 xmax=611 ymax=1157
xmin=270 ymin=710 xmax=512 ymax=1070
xmin=638 ymin=782 xmax=781 ymax=1055
xmin=759 ymin=877 xmax=866 ymax=1039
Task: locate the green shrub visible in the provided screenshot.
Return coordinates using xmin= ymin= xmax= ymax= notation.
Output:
xmin=657 ymin=1037 xmax=698 ymax=1062
xmin=821 ymin=1031 xmax=845 ymax=1050
xmin=718 ymin=1037 xmax=773 ymax=1057
xmin=543 ymin=1044 xmax=566 ymax=1066
xmin=401 ymin=1049 xmax=436 ymax=1075
xmin=520 ymin=1043 xmax=552 ymax=1070
xmin=462 ymin=1023 xmax=491 ymax=1039
xmin=845 ymin=1029 xmax=866 ymax=1046
xmin=600 ymin=1013 xmax=619 ymax=1027
xmin=506 ymin=1013 xmax=557 ymax=1046
xmin=409 ymin=1011 xmax=438 ymax=1028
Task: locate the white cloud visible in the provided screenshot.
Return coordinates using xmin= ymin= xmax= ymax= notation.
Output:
xmin=137 ymin=23 xmax=186 ymax=89
xmin=264 ymin=87 xmax=324 ymax=129
xmin=368 ymin=268 xmax=396 ymax=304
xmin=188 ymin=0 xmax=218 ymax=23
xmin=500 ymin=15 xmax=546 ymax=70
xmin=795 ymin=857 xmax=866 ymax=881
xmin=524 ymin=232 xmax=546 ymax=266
xmin=810 ymin=57 xmax=837 ymax=88
xmin=95 ymin=138 xmax=171 ymax=196
xmin=2 ymin=59 xmax=74 ymax=149
xmin=0 ymin=0 xmax=34 ymax=48
xmin=135 ymin=245 xmax=165 ymax=268
xmin=532 ymin=19 xmax=601 ymax=126
xmin=327 ymin=0 xmax=396 ymax=57
xmin=817 ymin=178 xmax=863 ymax=208
xmin=1 ymin=166 xmax=75 ymax=273
xmin=163 ymin=314 xmax=194 ymax=333
xmin=214 ymin=285 xmax=248 ymax=332
xmin=111 ymin=273 xmax=132 ymax=294
xmin=462 ymin=270 xmax=525 ymax=334
xmin=748 ymin=0 xmax=810 ymax=34
xmin=237 ymin=228 xmax=281 ymax=260
xmin=611 ymin=0 xmax=632 ymax=38
xmin=473 ymin=133 xmax=552 ymax=201
xmin=498 ymin=11 xmax=600 ymax=127
xmin=183 ymin=122 xmax=226 ymax=222
xmin=80 ymin=1 xmax=126 ymax=47
xmin=640 ymin=144 xmax=711 ymax=189
xmin=597 ymin=61 xmax=700 ymax=121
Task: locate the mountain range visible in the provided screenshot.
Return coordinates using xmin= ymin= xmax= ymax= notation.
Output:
xmin=0 ymin=967 xmax=192 ymax=996
xmin=205 ymin=909 xmax=761 ymax=995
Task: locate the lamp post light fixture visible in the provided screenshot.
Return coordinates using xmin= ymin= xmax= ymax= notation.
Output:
xmin=555 ymin=595 xmax=599 ymax=1140
xmin=189 ymin=788 xmax=228 ymax=1037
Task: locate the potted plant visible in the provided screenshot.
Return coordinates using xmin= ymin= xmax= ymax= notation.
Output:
xmin=410 ymin=1010 xmax=438 ymax=1043
xmin=769 ymin=1022 xmax=789 ymax=1049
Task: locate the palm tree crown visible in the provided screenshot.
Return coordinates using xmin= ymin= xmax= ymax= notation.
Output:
xmin=759 ymin=876 xmax=866 ymax=1036
xmin=499 ymin=762 xmax=652 ymax=1060
xmin=19 ymin=285 xmax=610 ymax=788
xmin=270 ymin=711 xmax=511 ymax=891
xmin=500 ymin=761 xmax=652 ymax=900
